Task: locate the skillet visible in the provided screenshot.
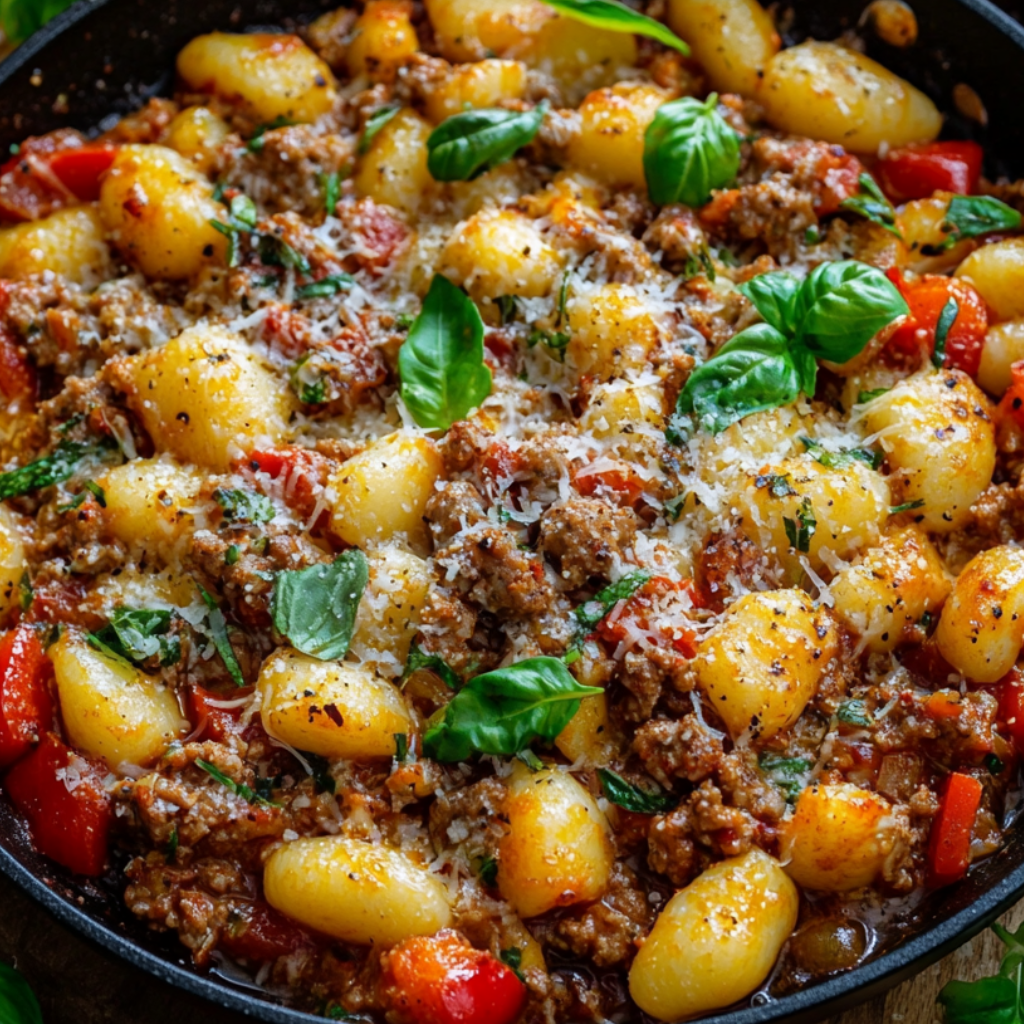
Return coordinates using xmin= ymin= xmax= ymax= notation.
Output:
xmin=2 ymin=0 xmax=1024 ymax=1021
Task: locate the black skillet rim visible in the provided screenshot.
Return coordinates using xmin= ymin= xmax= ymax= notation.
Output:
xmin=3 ymin=0 xmax=1024 ymax=1021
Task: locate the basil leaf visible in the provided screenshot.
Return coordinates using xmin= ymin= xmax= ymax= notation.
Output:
xmin=478 ymin=855 xmax=498 ymax=886
xmin=427 ymin=103 xmax=548 ymax=182
xmin=295 ymin=274 xmax=353 ymax=300
xmin=891 ymin=499 xmax=925 ymax=514
xmin=857 ymin=386 xmax=890 ymax=404
xmin=88 ymin=608 xmax=180 ymax=668
xmin=402 ymin=641 xmax=461 ymax=689
xmin=322 ymin=170 xmax=342 ymax=215
xmin=598 ymin=768 xmax=676 ymax=814
xmin=943 ymin=195 xmax=1022 ymax=243
xmin=360 ymin=105 xmax=401 ymax=155
xmin=784 ymin=497 xmax=816 ymax=553
xmin=755 ymin=473 xmax=797 ymax=498
xmin=759 ymin=753 xmax=814 ymax=801
xmin=398 ymin=274 xmax=493 ymax=430
xmin=799 ymin=437 xmax=882 ymax=471
xmin=541 ymin=0 xmax=689 ymax=55
xmin=643 ymin=93 xmax=739 ymax=207
xmin=738 ymin=272 xmax=801 ymax=335
xmin=271 ymin=550 xmax=369 ymax=661
xmin=839 ymin=173 xmax=901 ymax=238
xmin=675 ymin=323 xmax=803 ymax=435
xmin=0 ymin=440 xmax=114 ymax=501
xmin=213 ymin=487 xmax=275 ymax=524
xmin=257 ymin=234 xmax=311 ymax=274
xmin=932 ymin=296 xmax=959 ymax=369
xmin=938 ymin=977 xmax=1020 ymax=1024
xmin=305 ymin=752 xmax=337 ymax=795
xmin=197 ymin=584 xmax=245 ymax=687
xmin=423 ymin=656 xmax=603 ymax=761
xmin=0 ymin=962 xmax=42 ymax=1024
xmin=246 ymin=116 xmax=294 ymax=153
xmin=836 ymin=699 xmax=873 ymax=727
xmin=196 ymin=758 xmax=276 ymax=806
xmin=572 ymin=571 xmax=652 ymax=641
xmin=394 ymin=732 xmax=409 ymax=761
xmin=791 ymin=260 xmax=909 ymax=363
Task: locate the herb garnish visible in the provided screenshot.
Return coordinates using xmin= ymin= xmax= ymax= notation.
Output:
xmin=938 ymin=919 xmax=1024 ymax=1023
xmin=0 ymin=961 xmax=42 ymax=1024
xmin=598 ymin=768 xmax=676 ymax=814
xmin=0 ymin=440 xmax=116 ymax=501
xmin=839 ymin=173 xmax=901 ymax=237
xmin=402 ymin=642 xmax=461 ymax=690
xmin=197 ymin=584 xmax=245 ymax=687
xmin=87 ymin=608 xmax=181 ymax=668
xmin=540 ymin=0 xmax=689 ymax=55
xmin=213 ymin=487 xmax=275 ymax=524
xmin=427 ymin=103 xmax=548 ymax=182
xmin=196 ymin=758 xmax=277 ymax=806
xmin=359 ymin=105 xmax=401 ymax=154
xmin=571 ymin=571 xmax=652 ymax=648
xmin=783 ymin=498 xmax=817 ymax=553
xmin=932 ymin=296 xmax=959 ymax=369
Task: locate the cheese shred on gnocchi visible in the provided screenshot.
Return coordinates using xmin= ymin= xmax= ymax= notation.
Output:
xmin=2 ymin=1 xmax=1024 ymax=1021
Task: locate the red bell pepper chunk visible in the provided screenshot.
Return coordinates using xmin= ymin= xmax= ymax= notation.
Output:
xmin=242 ymin=447 xmax=330 ymax=526
xmin=47 ymin=145 xmax=118 ymax=202
xmin=877 ymin=141 xmax=984 ymax=203
xmin=188 ymin=685 xmax=252 ymax=744
xmin=0 ymin=626 xmax=54 ymax=769
xmin=220 ymin=900 xmax=312 ymax=961
xmin=4 ymin=732 xmax=113 ymax=876
xmin=928 ymin=771 xmax=984 ymax=888
xmin=385 ymin=930 xmax=527 ymax=1024
xmin=884 ymin=269 xmax=989 ymax=378
xmin=998 ymin=669 xmax=1024 ymax=756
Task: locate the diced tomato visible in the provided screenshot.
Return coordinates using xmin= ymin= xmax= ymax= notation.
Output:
xmin=384 ymin=930 xmax=526 ymax=1024
xmin=877 ymin=141 xmax=984 ymax=203
xmin=884 ymin=269 xmax=989 ymax=377
xmin=815 ymin=151 xmax=865 ymax=216
xmin=47 ymin=145 xmax=118 ymax=202
xmin=927 ymin=771 xmax=983 ymax=888
xmin=997 ymin=361 xmax=1024 ymax=432
xmin=0 ymin=626 xmax=54 ymax=768
xmin=698 ymin=188 xmax=740 ymax=229
xmin=998 ymin=670 xmax=1024 ymax=756
xmin=242 ymin=446 xmax=330 ymax=526
xmin=188 ymin=685 xmax=252 ymax=744
xmin=924 ymin=690 xmax=965 ymax=721
xmin=574 ymin=461 xmax=645 ymax=507
xmin=3 ymin=732 xmax=113 ymax=876
xmin=350 ymin=197 xmax=410 ymax=271
xmin=596 ymin=576 xmax=699 ymax=657
xmin=220 ymin=900 xmax=312 ymax=961
xmin=479 ymin=439 xmax=525 ymax=491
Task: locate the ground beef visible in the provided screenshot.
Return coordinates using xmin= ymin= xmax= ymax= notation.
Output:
xmin=695 ymin=529 xmax=777 ymax=612
xmin=428 ymin=777 xmax=509 ymax=862
xmin=633 ymin=714 xmax=725 ymax=786
xmin=716 ymin=751 xmax=787 ymax=822
xmin=425 ymin=481 xmax=488 ymax=547
xmin=647 ymin=804 xmax=698 ymax=886
xmin=539 ymin=499 xmax=639 ymax=588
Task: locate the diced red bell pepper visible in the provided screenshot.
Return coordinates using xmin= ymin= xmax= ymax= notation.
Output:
xmin=384 ymin=930 xmax=527 ymax=1024
xmin=0 ymin=626 xmax=54 ymax=768
xmin=927 ymin=771 xmax=983 ymax=888
xmin=997 ymin=361 xmax=1024 ymax=431
xmin=815 ymin=151 xmax=865 ymax=217
xmin=4 ymin=732 xmax=113 ymax=876
xmin=884 ymin=269 xmax=989 ymax=378
xmin=46 ymin=145 xmax=118 ymax=202
xmin=596 ymin=576 xmax=698 ymax=657
xmin=575 ymin=461 xmax=645 ymax=507
xmin=220 ymin=900 xmax=312 ymax=961
xmin=998 ymin=669 xmax=1024 ymax=756
xmin=188 ymin=685 xmax=253 ymax=744
xmin=877 ymin=141 xmax=984 ymax=203
xmin=924 ymin=690 xmax=964 ymax=721
xmin=242 ymin=447 xmax=330 ymax=526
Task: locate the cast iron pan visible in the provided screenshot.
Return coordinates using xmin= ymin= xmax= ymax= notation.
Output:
xmin=2 ymin=1 xmax=1024 ymax=1021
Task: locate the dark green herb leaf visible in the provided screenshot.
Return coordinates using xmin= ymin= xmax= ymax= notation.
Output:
xmin=398 ymin=274 xmax=492 ymax=430
xmin=759 ymin=753 xmax=814 ymax=801
xmin=402 ymin=642 xmax=461 ymax=689
xmin=197 ymin=584 xmax=245 ymax=687
xmin=257 ymin=234 xmax=312 ymax=274
xmin=791 ymin=260 xmax=909 ymax=363
xmin=932 ymin=296 xmax=959 ymax=369
xmin=478 ymin=855 xmax=498 ymax=887
xmin=56 ymin=490 xmax=89 ymax=513
xmin=214 ymin=487 xmax=275 ymax=524
xmin=0 ymin=961 xmax=42 ymax=1024
xmin=360 ymin=105 xmax=401 ymax=154
xmin=230 ymin=193 xmax=258 ymax=230
xmin=839 ymin=173 xmax=901 ymax=238
xmin=938 ymin=920 xmax=1024 ymax=1023
xmin=394 ymin=312 xmax=415 ymax=330
xmin=836 ymin=699 xmax=873 ymax=728
xmin=942 ymin=195 xmax=1022 ymax=246
xmin=800 ymin=436 xmax=882 ymax=471
xmin=541 ymin=0 xmax=689 ymax=54
xmin=296 ymin=273 xmax=354 ymax=300
xmin=322 ymin=170 xmax=342 ymax=215
xmin=211 ymin=219 xmax=241 ymax=267
xmin=891 ymin=499 xmax=925 ymax=514
xmin=225 ymin=544 xmax=240 ymax=566
xmin=738 ymin=272 xmax=801 ymax=335
xmin=755 ymin=473 xmax=797 ymax=498
xmin=326 ymin=1005 xmax=353 ymax=1021
xmin=499 ymin=947 xmax=525 ymax=981
xmin=271 ymin=550 xmax=369 ymax=661
xmin=427 ymin=102 xmax=548 ymax=182
xmin=573 ymin=571 xmax=652 ymax=640
xmin=495 ymin=295 xmax=518 ymax=325
xmin=784 ymin=497 xmax=816 ymax=553
xmin=664 ymin=493 xmax=687 ymax=522
xmin=246 ymin=116 xmax=294 ymax=152
xmin=517 ymin=748 xmax=544 ymax=771
xmin=299 ymin=378 xmax=327 ymax=404
xmin=394 ymin=732 xmax=409 ymax=761
xmin=305 ymin=753 xmax=337 ymax=795
xmin=986 ymin=753 xmax=1006 ymax=776
xmin=196 ymin=758 xmax=275 ymax=806
xmin=423 ymin=656 xmax=602 ymax=761
xmin=598 ymin=767 xmax=676 ymax=814
xmin=56 ymin=412 xmax=85 ymax=435
xmin=166 ymin=825 xmax=179 ymax=862
xmin=857 ymin=387 xmax=890 ymax=404
xmin=0 ymin=440 xmax=113 ymax=501
xmin=18 ymin=572 xmax=31 ymax=612
xmin=804 ymin=226 xmax=822 ymax=245
xmin=681 ymin=247 xmax=716 ymax=282
xmin=643 ymin=93 xmax=740 ymax=207
xmin=674 ymin=323 xmax=804 ymax=436
xmin=88 ymin=607 xmax=180 ymax=668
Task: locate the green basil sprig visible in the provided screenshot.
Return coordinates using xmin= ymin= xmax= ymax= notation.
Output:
xmin=598 ymin=768 xmax=676 ymax=814
xmin=87 ymin=608 xmax=180 ymax=668
xmin=399 ymin=274 xmax=493 ymax=430
xmin=541 ymin=0 xmax=689 ymax=55
xmin=673 ymin=261 xmax=908 ymax=435
xmin=359 ymin=105 xmax=400 ymax=154
xmin=0 ymin=962 xmax=41 ymax=1024
xmin=839 ymin=173 xmax=901 ymax=237
xmin=402 ymin=641 xmax=460 ymax=690
xmin=0 ymin=439 xmax=116 ymax=501
xmin=197 ymin=584 xmax=245 ymax=687
xmin=643 ymin=94 xmax=740 ymax=208
xmin=427 ymin=103 xmax=548 ymax=182
xmin=271 ymin=550 xmax=369 ymax=661
xmin=938 ymin=194 xmax=1022 ymax=249
xmin=759 ymin=753 xmax=814 ymax=801
xmin=938 ymin=920 xmax=1024 ymax=1023
xmin=196 ymin=758 xmax=277 ymax=806
xmin=423 ymin=656 xmax=602 ymax=761
xmin=932 ymin=296 xmax=959 ymax=369
xmin=213 ymin=487 xmax=275 ymax=524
